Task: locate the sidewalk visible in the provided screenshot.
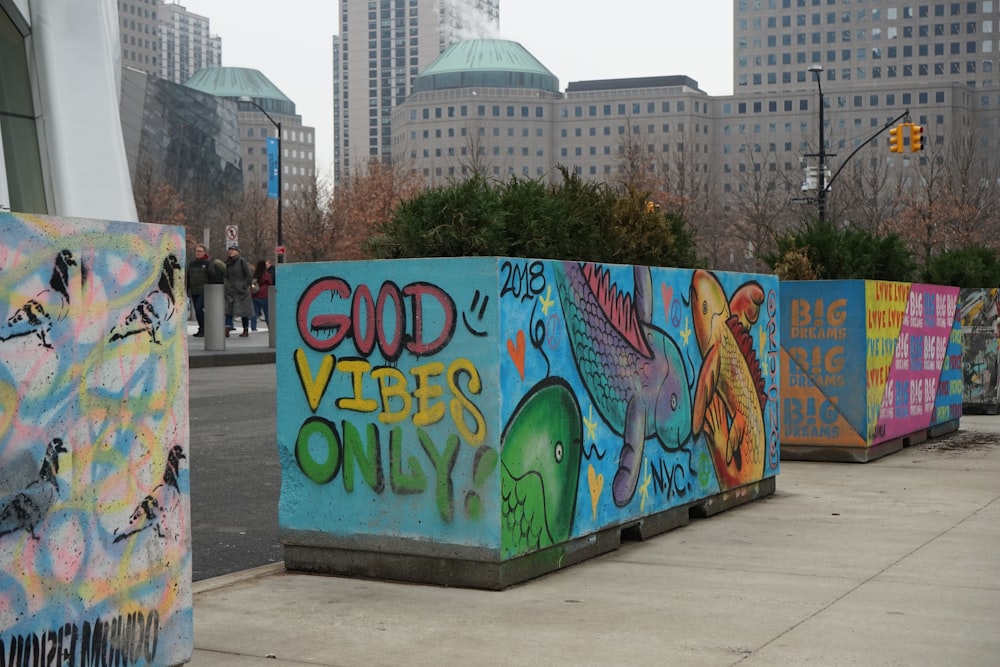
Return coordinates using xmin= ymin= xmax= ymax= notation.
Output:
xmin=186 ymin=416 xmax=1000 ymax=666
xmin=186 ymin=324 xmax=275 ymax=368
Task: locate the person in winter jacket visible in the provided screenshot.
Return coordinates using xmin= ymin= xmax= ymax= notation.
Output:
xmin=224 ymin=246 xmax=254 ymax=337
xmin=185 ymin=244 xmax=224 ymax=337
xmin=251 ymin=259 xmax=274 ymax=331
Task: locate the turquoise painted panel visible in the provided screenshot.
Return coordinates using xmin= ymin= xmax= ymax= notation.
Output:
xmin=276 ymin=257 xmax=502 ymax=548
xmin=277 ymin=259 xmax=780 ymax=561
xmin=933 ymin=305 xmax=964 ymax=424
xmin=499 ymin=262 xmax=781 ymax=559
xmin=0 ymin=212 xmax=192 ymax=665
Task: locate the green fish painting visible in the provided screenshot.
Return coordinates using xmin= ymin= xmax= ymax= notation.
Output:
xmin=501 ymin=378 xmax=583 ymax=559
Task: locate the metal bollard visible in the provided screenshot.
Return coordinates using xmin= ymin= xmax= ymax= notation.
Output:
xmin=204 ymin=283 xmax=225 ymax=351
xmin=268 ymin=286 xmax=276 ymax=349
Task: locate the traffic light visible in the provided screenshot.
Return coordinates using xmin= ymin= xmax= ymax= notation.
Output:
xmin=888 ymin=124 xmax=904 ymax=153
xmin=910 ymin=123 xmax=924 ymax=151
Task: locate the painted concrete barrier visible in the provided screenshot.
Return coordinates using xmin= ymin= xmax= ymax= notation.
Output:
xmin=959 ymin=288 xmax=1000 ymax=414
xmin=276 ymin=258 xmax=780 ymax=589
xmin=0 ymin=213 xmax=191 ymax=666
xmin=780 ymin=280 xmax=962 ymax=462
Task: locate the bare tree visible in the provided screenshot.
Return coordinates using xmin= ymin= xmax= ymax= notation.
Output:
xmin=451 ymin=122 xmax=500 ymax=182
xmin=616 ymin=120 xmax=731 ymax=267
xmin=206 ymin=185 xmax=276 ymax=265
xmin=885 ymin=132 xmax=964 ymax=264
xmin=132 ymin=154 xmax=187 ymax=228
xmin=329 ymin=158 xmax=424 ymax=260
xmin=832 ymin=145 xmax=905 ymax=235
xmin=726 ymin=133 xmax=796 ymax=271
xmin=941 ymin=123 xmax=1000 ymax=247
xmin=284 ymin=172 xmax=333 ymax=263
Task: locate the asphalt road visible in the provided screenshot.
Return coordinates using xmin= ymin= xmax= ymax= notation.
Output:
xmin=188 ymin=364 xmax=282 ymax=581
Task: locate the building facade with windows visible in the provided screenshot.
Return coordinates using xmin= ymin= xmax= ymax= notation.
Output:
xmin=118 ymin=1 xmax=221 ymax=84
xmin=394 ymin=40 xmax=718 ymax=192
xmin=333 ymin=0 xmax=500 ymax=184
xmin=120 ymin=66 xmax=243 ymax=206
xmin=398 ymin=2 xmax=1000 ymax=231
xmin=735 ymin=0 xmax=1000 ymax=95
xmin=119 ymin=0 xmax=162 ymax=76
xmin=729 ymin=0 xmax=1000 ymax=199
xmin=184 ymin=67 xmax=317 ymax=206
xmin=392 ymin=39 xmax=561 ymax=182
xmin=159 ymin=2 xmax=221 ymax=85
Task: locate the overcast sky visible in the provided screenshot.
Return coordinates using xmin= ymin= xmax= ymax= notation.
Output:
xmin=187 ymin=0 xmax=734 ymax=177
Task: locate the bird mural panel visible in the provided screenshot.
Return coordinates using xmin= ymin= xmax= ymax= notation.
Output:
xmin=114 ymin=445 xmax=187 ymax=543
xmin=0 ymin=438 xmax=67 ymax=541
xmin=108 ymin=254 xmax=182 ymax=345
xmin=0 ymin=250 xmax=85 ymax=349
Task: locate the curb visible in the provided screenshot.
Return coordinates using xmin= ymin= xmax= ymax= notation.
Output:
xmin=189 ymin=350 xmax=276 ymax=368
xmin=192 ymin=562 xmax=287 ymax=595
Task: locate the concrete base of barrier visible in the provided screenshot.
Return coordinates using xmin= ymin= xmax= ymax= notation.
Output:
xmin=282 ymin=477 xmax=776 ymax=590
xmin=781 ymin=439 xmax=904 ymax=463
xmin=781 ymin=420 xmax=962 ymax=462
xmin=926 ymin=418 xmax=960 ymax=438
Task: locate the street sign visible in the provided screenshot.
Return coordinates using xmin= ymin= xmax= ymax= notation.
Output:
xmin=276 ymin=245 xmax=286 ymax=256
xmin=225 ymin=225 xmax=238 ymax=248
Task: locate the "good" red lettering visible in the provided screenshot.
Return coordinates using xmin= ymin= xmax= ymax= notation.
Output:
xmin=296 ymin=278 xmax=456 ymax=360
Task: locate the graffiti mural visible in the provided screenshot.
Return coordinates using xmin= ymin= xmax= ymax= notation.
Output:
xmin=276 ymin=258 xmax=779 ymax=571
xmin=781 ymin=280 xmax=961 ymax=453
xmin=0 ymin=213 xmax=191 ymax=666
xmin=959 ymin=288 xmax=1000 ymax=412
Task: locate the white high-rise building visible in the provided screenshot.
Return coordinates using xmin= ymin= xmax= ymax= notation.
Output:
xmin=119 ymin=0 xmax=162 ymax=76
xmin=332 ymin=0 xmax=500 ymax=184
xmin=159 ymin=2 xmax=221 ymax=85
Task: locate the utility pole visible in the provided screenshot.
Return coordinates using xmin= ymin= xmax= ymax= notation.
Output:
xmin=807 ymin=65 xmax=834 ymax=223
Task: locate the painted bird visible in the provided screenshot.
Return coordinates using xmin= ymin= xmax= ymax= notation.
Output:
xmin=114 ymin=445 xmax=186 ymax=543
xmin=0 ymin=249 xmax=83 ymax=348
xmin=0 ymin=438 xmax=68 ymax=540
xmin=501 ymin=378 xmax=583 ymax=559
xmin=109 ymin=254 xmax=181 ymax=344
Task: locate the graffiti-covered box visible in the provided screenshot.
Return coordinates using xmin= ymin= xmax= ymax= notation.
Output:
xmin=959 ymin=288 xmax=1000 ymax=414
xmin=780 ymin=280 xmax=962 ymax=462
xmin=276 ymin=258 xmax=780 ymax=589
xmin=0 ymin=213 xmax=191 ymax=665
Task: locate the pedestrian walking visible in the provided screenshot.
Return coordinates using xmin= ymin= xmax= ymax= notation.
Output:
xmin=251 ymin=259 xmax=273 ymax=331
xmin=185 ymin=244 xmax=224 ymax=337
xmin=224 ymin=246 xmax=254 ymax=337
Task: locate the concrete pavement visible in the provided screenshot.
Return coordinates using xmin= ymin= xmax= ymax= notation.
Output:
xmin=182 ymin=338 xmax=1000 ymax=667
xmin=187 ymin=324 xmax=275 ymax=368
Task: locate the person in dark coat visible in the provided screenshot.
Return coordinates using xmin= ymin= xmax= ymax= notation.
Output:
xmin=185 ymin=244 xmax=224 ymax=337
xmin=224 ymin=246 xmax=254 ymax=337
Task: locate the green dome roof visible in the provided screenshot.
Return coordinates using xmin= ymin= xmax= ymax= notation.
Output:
xmin=414 ymin=39 xmax=559 ymax=93
xmin=184 ymin=67 xmax=295 ymax=116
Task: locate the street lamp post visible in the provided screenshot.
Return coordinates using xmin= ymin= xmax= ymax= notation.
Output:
xmin=807 ymin=65 xmax=827 ymax=223
xmin=238 ymin=96 xmax=283 ymax=263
